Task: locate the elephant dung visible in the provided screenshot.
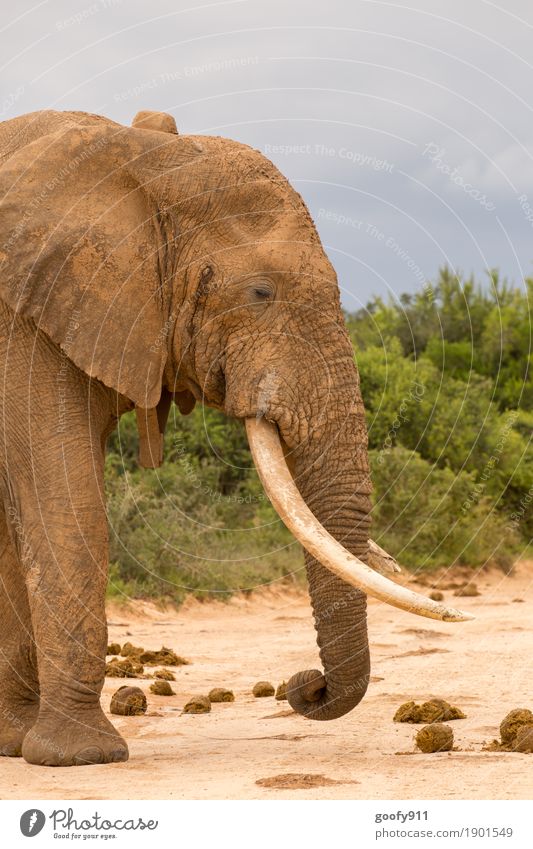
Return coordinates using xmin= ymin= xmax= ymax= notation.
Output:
xmin=110 ymin=686 xmax=147 ymax=716
xmin=120 ymin=642 xmax=144 ymax=658
xmin=154 ymin=668 xmax=176 ymax=681
xmin=149 ymin=680 xmax=175 ymax=696
xmin=500 ymin=709 xmax=533 ymax=746
xmin=105 ymin=658 xmax=144 ymax=678
xmin=253 ymin=681 xmax=275 ymax=698
xmin=183 ymin=695 xmax=211 ymax=714
xmin=429 ymin=591 xmax=444 ymax=602
xmin=139 ymin=646 xmax=189 ymax=666
xmin=454 ymin=583 xmax=480 ymax=597
xmin=394 ymin=698 xmax=466 ymax=723
xmin=107 ymin=643 xmax=121 ymax=656
xmin=416 ymin=723 xmax=454 ymax=753
xmin=208 ymin=687 xmax=235 ymax=703
xmin=275 ymin=681 xmax=288 ymax=701
xmin=513 ymin=725 xmax=533 ymax=753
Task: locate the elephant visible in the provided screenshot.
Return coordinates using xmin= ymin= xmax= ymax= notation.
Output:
xmin=0 ymin=108 xmax=470 ymax=766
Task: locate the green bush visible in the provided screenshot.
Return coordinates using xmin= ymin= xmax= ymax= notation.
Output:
xmin=370 ymin=447 xmax=520 ymax=571
xmin=105 ymin=410 xmax=302 ymax=604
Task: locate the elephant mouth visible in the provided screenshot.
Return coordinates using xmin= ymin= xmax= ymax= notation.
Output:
xmin=245 ymin=417 xmax=473 ymax=623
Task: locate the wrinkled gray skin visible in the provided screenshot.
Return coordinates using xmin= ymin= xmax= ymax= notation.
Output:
xmin=0 ymin=109 xmax=372 ymax=766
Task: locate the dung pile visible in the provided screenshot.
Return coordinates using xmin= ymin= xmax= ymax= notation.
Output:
xmin=415 ymin=723 xmax=454 ymax=753
xmin=275 ymin=681 xmax=288 ymax=701
xmin=149 ymin=680 xmax=175 ymax=696
xmin=183 ymin=695 xmax=211 ymax=714
xmin=107 ymin=643 xmax=121 ymax=656
xmin=429 ymin=591 xmax=444 ymax=602
xmin=110 ymin=686 xmax=147 ymax=716
xmin=514 ymin=726 xmax=533 ymax=753
xmin=105 ymin=657 xmax=144 ymax=678
xmin=500 ymin=708 xmax=533 ymax=746
xmin=119 ymin=642 xmax=188 ymax=667
xmin=486 ymin=709 xmax=533 ymax=752
xmin=154 ymin=669 xmax=176 ymax=681
xmin=394 ymin=698 xmax=466 ymax=723
xmin=208 ymin=688 xmax=235 ymax=703
xmin=139 ymin=647 xmax=189 ymax=666
xmin=253 ymin=681 xmax=275 ymax=698
xmin=454 ymin=583 xmax=480 ymax=597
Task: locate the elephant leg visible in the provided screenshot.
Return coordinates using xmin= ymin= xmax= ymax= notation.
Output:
xmin=16 ymin=468 xmax=129 ymax=767
xmin=0 ymin=506 xmax=39 ymax=756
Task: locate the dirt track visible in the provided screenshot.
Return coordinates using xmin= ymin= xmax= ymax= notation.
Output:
xmin=3 ymin=562 xmax=532 ymax=800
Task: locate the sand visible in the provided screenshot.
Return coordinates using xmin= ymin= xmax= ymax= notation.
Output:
xmin=2 ymin=561 xmax=532 ymax=800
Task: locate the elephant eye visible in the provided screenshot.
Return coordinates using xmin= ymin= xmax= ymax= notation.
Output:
xmin=248 ymin=281 xmax=274 ymax=304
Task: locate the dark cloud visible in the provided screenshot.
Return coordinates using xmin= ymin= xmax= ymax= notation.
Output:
xmin=4 ymin=0 xmax=533 ymax=304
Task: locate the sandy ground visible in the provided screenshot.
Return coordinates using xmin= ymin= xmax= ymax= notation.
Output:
xmin=2 ymin=562 xmax=532 ymax=800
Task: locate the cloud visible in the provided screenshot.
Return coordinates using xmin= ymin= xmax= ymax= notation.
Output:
xmin=3 ymin=0 xmax=533 ymax=302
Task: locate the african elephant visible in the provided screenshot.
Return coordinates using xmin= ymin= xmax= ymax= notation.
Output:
xmin=0 ymin=108 xmax=469 ymax=766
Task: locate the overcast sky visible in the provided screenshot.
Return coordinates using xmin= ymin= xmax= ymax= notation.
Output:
xmin=3 ymin=0 xmax=533 ymax=309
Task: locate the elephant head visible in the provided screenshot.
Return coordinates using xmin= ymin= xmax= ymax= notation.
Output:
xmin=0 ymin=109 xmax=470 ymax=722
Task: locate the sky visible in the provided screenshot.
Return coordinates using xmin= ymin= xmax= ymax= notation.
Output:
xmin=3 ymin=0 xmax=533 ymax=310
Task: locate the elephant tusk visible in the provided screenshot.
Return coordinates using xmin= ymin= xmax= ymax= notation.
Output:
xmin=367 ymin=538 xmax=401 ymax=574
xmin=245 ymin=417 xmax=474 ymax=623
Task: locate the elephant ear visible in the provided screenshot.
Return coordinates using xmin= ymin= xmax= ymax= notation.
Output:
xmin=0 ymin=121 xmax=173 ymax=408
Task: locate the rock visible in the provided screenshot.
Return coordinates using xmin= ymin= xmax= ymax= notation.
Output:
xmin=183 ymin=695 xmax=211 ymax=714
xmin=208 ymin=687 xmax=235 ymax=703
xmin=513 ymin=725 xmax=533 ymax=753
xmin=416 ymin=723 xmax=454 ymax=753
xmin=429 ymin=591 xmax=444 ymax=602
xmin=154 ymin=668 xmax=176 ymax=681
xmin=107 ymin=643 xmax=121 ymax=656
xmin=394 ymin=698 xmax=465 ymax=723
xmin=253 ymin=681 xmax=275 ymax=698
xmin=500 ymin=709 xmax=533 ymax=745
xmin=275 ymin=681 xmax=288 ymax=701
xmin=454 ymin=583 xmax=480 ymax=597
xmin=110 ymin=686 xmax=147 ymax=716
xmin=149 ymin=680 xmax=175 ymax=696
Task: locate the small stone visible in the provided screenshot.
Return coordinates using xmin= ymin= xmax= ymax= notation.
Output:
xmin=454 ymin=583 xmax=479 ymax=597
xmin=208 ymin=688 xmax=235 ymax=703
xmin=512 ymin=598 xmax=525 ymax=603
xmin=110 ymin=686 xmax=147 ymax=716
xmin=275 ymin=681 xmax=288 ymax=701
xmin=183 ymin=695 xmax=211 ymax=714
xmin=253 ymin=681 xmax=275 ymax=698
xmin=429 ymin=591 xmax=444 ymax=602
xmin=500 ymin=709 xmax=533 ymax=745
xmin=149 ymin=680 xmax=175 ymax=696
xmin=107 ymin=643 xmax=121 ymax=656
xmin=416 ymin=723 xmax=454 ymax=753
xmin=154 ymin=668 xmax=176 ymax=681
xmin=513 ymin=725 xmax=533 ymax=753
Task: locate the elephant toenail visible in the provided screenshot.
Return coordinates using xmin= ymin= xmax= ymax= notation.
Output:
xmin=73 ymin=746 xmax=105 ymax=765
xmin=110 ymin=748 xmax=129 ymax=763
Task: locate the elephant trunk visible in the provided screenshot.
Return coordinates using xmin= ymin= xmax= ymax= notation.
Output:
xmin=286 ymin=420 xmax=372 ymax=720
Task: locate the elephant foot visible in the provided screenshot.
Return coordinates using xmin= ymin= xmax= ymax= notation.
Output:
xmin=22 ymin=706 xmax=129 ymax=767
xmin=0 ymin=699 xmax=40 ymax=757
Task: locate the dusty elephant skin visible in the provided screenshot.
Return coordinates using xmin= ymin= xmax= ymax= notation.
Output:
xmin=0 ymin=108 xmax=461 ymax=767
